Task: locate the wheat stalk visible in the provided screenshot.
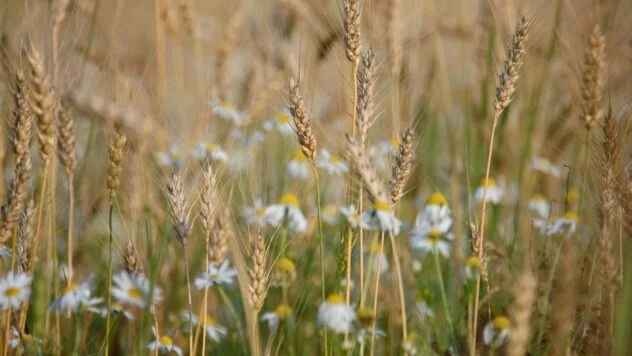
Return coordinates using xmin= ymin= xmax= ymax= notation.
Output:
xmin=289 ymin=77 xmax=317 ymax=160
xmin=580 ymin=25 xmax=606 ymax=130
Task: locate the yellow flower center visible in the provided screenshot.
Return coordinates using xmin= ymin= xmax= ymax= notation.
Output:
xmin=276 ymin=112 xmax=290 ymax=124
xmin=63 ymin=283 xmax=77 ymax=294
xmin=481 ymin=178 xmax=496 ymax=187
xmin=368 ymin=240 xmax=381 ymax=253
xmin=428 ymin=229 xmax=442 ymax=242
xmin=373 ymin=200 xmax=391 ymax=211
xmin=205 ymin=143 xmax=219 ymax=151
xmin=127 ymin=287 xmax=143 ymax=299
xmin=530 ymin=194 xmax=546 ymax=203
xmin=280 ymin=193 xmax=299 ymax=207
xmin=276 ymin=257 xmax=296 ymax=274
xmin=330 ymin=154 xmax=342 ymax=164
xmin=357 ymin=307 xmax=374 ymax=325
xmin=159 ymin=335 xmax=173 ymax=346
xmin=4 ymin=287 xmax=20 ymax=298
xmin=493 ymin=316 xmax=510 ymax=330
xmin=326 ymin=293 xmax=345 ymax=305
xmin=203 ymin=315 xmax=217 ymax=326
xmin=293 ymin=150 xmax=307 ymax=161
xmin=426 ymin=192 xmax=447 ymax=206
xmin=275 ymin=304 xmax=292 ymax=319
xmin=564 ymin=211 xmax=578 ymax=222
xmin=566 ymin=188 xmax=579 ymax=205
xmin=466 ymin=256 xmax=481 ymax=269
xmin=389 ymin=138 xmax=400 ymax=148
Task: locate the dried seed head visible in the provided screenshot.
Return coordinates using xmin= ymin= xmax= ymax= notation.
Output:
xmin=106 ymin=125 xmax=126 ymax=202
xmin=346 ymin=135 xmax=389 ymax=204
xmin=356 ymin=49 xmax=376 ymax=145
xmin=494 ymin=16 xmax=529 ymax=117
xmin=289 ymin=77 xmax=317 ymax=160
xmin=342 ymin=0 xmax=361 ymax=63
xmin=166 ymin=172 xmax=191 ymax=243
xmin=24 ymin=42 xmax=56 ymax=162
xmin=57 ymin=100 xmax=77 ymax=177
xmin=248 ymin=232 xmax=268 ymax=312
xmin=123 ymin=239 xmax=143 ymax=275
xmin=209 ymin=212 xmax=229 ymax=264
xmin=580 ymin=25 xmax=606 ymax=130
xmin=17 ymin=200 xmax=35 ymax=273
xmin=390 ymin=126 xmax=415 ymax=204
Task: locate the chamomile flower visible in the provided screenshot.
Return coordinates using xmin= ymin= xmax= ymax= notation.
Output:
xmin=271 ymin=257 xmax=297 ymax=287
xmin=192 ymin=142 xmax=228 ymax=163
xmin=354 ymin=308 xmax=384 ymax=344
xmin=0 ymin=272 xmax=32 ymax=310
xmin=50 ymin=279 xmax=103 ymax=315
xmin=316 ymin=149 xmax=348 ymax=176
xmin=194 ymin=259 xmax=237 ymax=289
xmin=545 ymin=211 xmax=578 ymax=237
xmin=361 ymin=201 xmax=402 ymax=236
xmin=261 ymin=303 xmax=293 ymax=330
xmin=474 ymin=178 xmax=504 ymax=204
xmin=411 ymin=192 xmax=453 ymax=239
xmin=242 ymin=199 xmax=267 ymax=227
xmin=112 ymin=271 xmax=162 ymax=308
xmin=0 ymin=245 xmax=10 ymax=260
xmin=155 ymin=145 xmax=185 ymax=169
xmin=287 ymin=150 xmax=311 ymax=180
xmin=416 ymin=300 xmax=434 ymax=320
xmin=410 ymin=229 xmax=450 ymax=257
xmin=147 ymin=331 xmax=183 ymax=356
xmin=528 ymin=195 xmax=550 ymax=219
xmin=532 ymin=156 xmax=562 ymax=177
xmin=263 ymin=110 xmax=294 ymax=136
xmin=263 ymin=193 xmax=308 ymax=233
xmin=210 ymin=99 xmax=246 ymax=125
xmin=322 ymin=204 xmax=340 ymax=225
xmin=340 ymin=205 xmax=362 ymax=228
xmin=317 ymin=293 xmax=356 ymax=334
xmin=181 ymin=312 xmax=227 ymax=341
xmin=483 ymin=316 xmax=511 ymax=348
xmin=461 ymin=257 xmax=480 ymax=282
xmin=367 ymin=240 xmax=389 ymax=274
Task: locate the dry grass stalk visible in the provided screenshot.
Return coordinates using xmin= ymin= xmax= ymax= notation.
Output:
xmin=200 ymin=162 xmax=218 ymax=253
xmin=24 ymin=42 xmax=57 ymax=163
xmin=494 ymin=16 xmax=529 ymax=117
xmin=390 ymin=126 xmax=415 ymax=204
xmin=248 ymin=231 xmax=268 ymax=312
xmin=346 ymin=135 xmax=389 ymax=204
xmin=549 ymin=240 xmax=577 ymax=356
xmin=57 ymin=101 xmax=76 ymax=177
xmin=289 ymin=77 xmax=317 ymax=160
xmin=342 ymin=0 xmax=361 ymax=63
xmin=356 ymin=48 xmax=376 ymax=145
xmin=580 ymin=25 xmax=606 ymax=130
xmin=17 ymin=200 xmax=35 ymax=273
xmin=0 ymin=71 xmax=33 ymax=244
xmin=507 ymin=268 xmax=536 ymax=356
xmin=209 ymin=213 xmax=230 ymax=264
xmin=166 ymin=172 xmax=191 ymax=244
xmin=106 ymin=124 xmax=126 ymax=202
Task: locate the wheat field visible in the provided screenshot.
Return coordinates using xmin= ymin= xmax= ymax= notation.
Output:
xmin=0 ymin=0 xmax=631 ymax=355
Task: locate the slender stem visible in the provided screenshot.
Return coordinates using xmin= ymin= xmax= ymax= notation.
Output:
xmin=369 ymin=231 xmax=386 ymax=356
xmin=434 ymin=251 xmax=454 ymax=339
xmin=351 ymin=59 xmax=359 ymax=137
xmin=312 ymin=165 xmax=327 ymax=356
xmin=2 ymin=309 xmax=12 ymax=356
xmin=66 ymin=175 xmax=75 ymax=287
xmin=388 ymin=232 xmax=407 ymax=341
xmin=105 ymin=203 xmax=114 ymax=355
xmin=183 ymin=245 xmax=194 ymax=354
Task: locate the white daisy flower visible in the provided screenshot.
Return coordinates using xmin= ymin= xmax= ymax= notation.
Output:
xmin=411 ymin=192 xmax=453 ymax=240
xmin=242 ymin=199 xmax=267 ymax=227
xmin=410 ymin=229 xmax=451 ymax=257
xmin=367 ymin=240 xmax=389 ymax=274
xmin=532 ymin=156 xmax=562 ymax=178
xmin=50 ymin=279 xmax=103 ymax=315
xmin=0 ymin=272 xmax=31 ymax=310
xmin=263 ymin=193 xmax=308 ymax=233
xmin=322 ymin=205 xmax=340 ymax=225
xmin=192 ymin=143 xmax=228 ymax=163
xmin=287 ymin=150 xmax=311 ymax=180
xmin=181 ymin=312 xmax=227 ymax=342
xmin=317 ymin=293 xmax=356 ymax=334
xmin=194 ymin=260 xmax=237 ymax=289
xmin=474 ymin=178 xmax=504 ymax=204
xmin=112 ymin=271 xmax=162 ymax=308
xmin=155 ymin=145 xmax=185 ymax=169
xmin=416 ymin=300 xmax=434 ymax=320
xmin=464 ymin=256 xmax=482 ymax=279
xmin=271 ymin=257 xmax=297 ymax=287
xmin=340 ymin=205 xmax=362 ymax=228
xmin=260 ymin=303 xmax=292 ymax=330
xmin=263 ymin=110 xmax=294 ymax=136
xmin=316 ymin=149 xmax=348 ymax=176
xmin=528 ymin=195 xmax=550 ymax=219
xmin=0 ymin=245 xmax=11 ymax=260
xmin=545 ymin=211 xmax=578 ymax=236
xmin=483 ymin=316 xmax=511 ymax=348
xmin=210 ymin=99 xmax=246 ymax=125
xmin=361 ymin=201 xmax=402 ymax=236
xmin=147 ymin=330 xmax=183 ymax=356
